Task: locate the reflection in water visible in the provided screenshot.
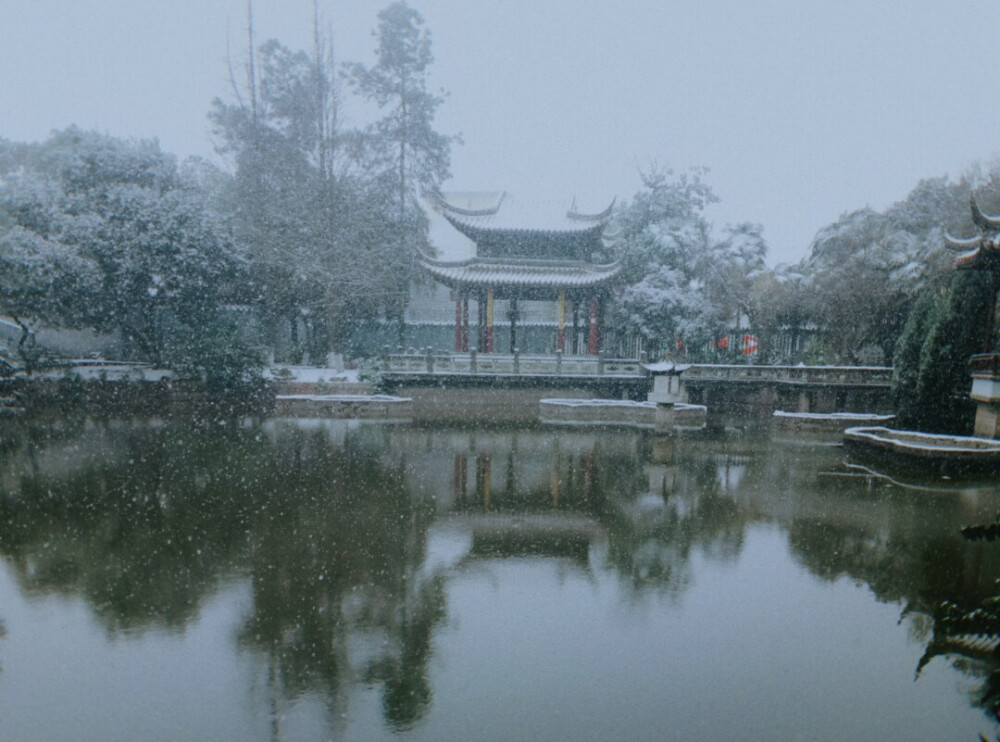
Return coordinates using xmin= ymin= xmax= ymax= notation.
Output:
xmin=0 ymin=419 xmax=448 ymax=734
xmin=0 ymin=417 xmax=999 ymax=739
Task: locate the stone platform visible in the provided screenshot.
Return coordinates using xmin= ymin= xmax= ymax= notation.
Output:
xmin=971 ymin=353 xmax=1000 ymax=438
xmin=539 ymin=398 xmax=707 ymax=431
xmin=273 ymin=394 xmax=411 ymax=419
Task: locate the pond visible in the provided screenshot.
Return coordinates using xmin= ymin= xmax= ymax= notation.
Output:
xmin=0 ymin=415 xmax=999 ymax=741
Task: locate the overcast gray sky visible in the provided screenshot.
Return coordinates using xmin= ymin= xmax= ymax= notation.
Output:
xmin=2 ymin=0 xmax=999 ymax=265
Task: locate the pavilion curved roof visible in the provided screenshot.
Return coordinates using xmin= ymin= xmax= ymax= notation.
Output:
xmin=419 ymin=255 xmax=621 ymax=290
xmin=429 ymin=191 xmax=616 ymax=238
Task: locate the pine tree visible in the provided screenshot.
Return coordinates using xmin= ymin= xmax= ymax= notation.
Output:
xmin=344 ymin=2 xmax=458 ymax=329
xmin=344 ymin=1 xmax=456 ymax=213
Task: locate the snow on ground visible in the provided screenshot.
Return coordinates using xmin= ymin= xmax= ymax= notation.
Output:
xmin=31 ymin=362 xmax=175 ymax=382
xmin=17 ymin=362 xmax=360 ymax=385
xmin=774 ymin=411 xmax=894 ymax=421
xmin=274 ymin=394 xmax=408 ymax=403
xmin=264 ymin=366 xmax=361 ymax=383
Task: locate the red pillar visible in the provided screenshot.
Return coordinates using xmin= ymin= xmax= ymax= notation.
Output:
xmin=485 ymin=288 xmax=495 ymax=353
xmin=462 ymin=293 xmax=470 ymax=351
xmin=557 ymin=288 xmax=566 ymax=352
xmin=587 ymin=298 xmax=599 ymax=354
xmin=454 ymin=298 xmax=462 ymax=351
xmin=478 ymin=290 xmax=485 ymax=351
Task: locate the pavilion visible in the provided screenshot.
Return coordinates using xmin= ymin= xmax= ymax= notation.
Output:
xmin=417 ymin=192 xmax=620 ymax=354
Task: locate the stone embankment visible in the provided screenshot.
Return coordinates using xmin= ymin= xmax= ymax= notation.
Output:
xmin=539 ymin=398 xmax=707 ymax=431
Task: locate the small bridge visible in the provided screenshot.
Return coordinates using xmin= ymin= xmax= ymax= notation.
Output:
xmin=682 ymin=364 xmax=893 ymax=413
xmin=382 ymin=349 xmax=649 ymax=399
xmin=382 ymin=352 xmax=893 ymax=416
xmin=380 ymin=350 xmax=650 ymax=421
xmin=381 ymin=351 xmax=893 ymax=415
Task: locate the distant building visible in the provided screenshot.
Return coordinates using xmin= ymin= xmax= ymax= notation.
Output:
xmin=405 ymin=192 xmax=621 ymax=354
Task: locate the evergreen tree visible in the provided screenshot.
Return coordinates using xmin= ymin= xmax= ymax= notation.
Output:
xmin=344 ymin=1 xmax=456 ymax=214
xmin=893 ymin=270 xmax=994 ymax=433
xmin=914 ymin=270 xmax=995 ymax=433
xmin=891 ymin=286 xmax=945 ymax=428
xmin=210 ymin=29 xmax=337 ymax=361
xmin=344 ymin=1 xmax=458 ymax=327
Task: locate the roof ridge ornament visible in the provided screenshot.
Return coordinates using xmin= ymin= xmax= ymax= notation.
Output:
xmin=413 ymin=241 xmax=441 ymax=262
xmin=430 ymin=191 xmax=504 ymax=218
xmin=567 ymin=197 xmax=616 ymax=222
xmin=971 ymin=193 xmax=1000 ymax=231
xmin=944 ymin=233 xmax=985 ymax=251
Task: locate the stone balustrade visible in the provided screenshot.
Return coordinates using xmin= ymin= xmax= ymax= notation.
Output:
xmin=384 ymin=353 xmax=894 ymax=387
xmin=385 ymin=349 xmax=645 ymax=377
xmin=682 ymin=363 xmax=893 ymax=387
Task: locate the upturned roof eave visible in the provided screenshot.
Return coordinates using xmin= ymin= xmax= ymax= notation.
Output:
xmin=419 ymin=254 xmax=621 ymax=271
xmin=418 ymin=257 xmax=622 ymax=290
xmin=441 ymin=211 xmax=609 ymax=239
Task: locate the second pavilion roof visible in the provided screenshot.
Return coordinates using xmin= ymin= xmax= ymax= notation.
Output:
xmin=427 ymin=192 xmax=618 ymax=262
xmin=419 ymin=192 xmax=621 ymax=296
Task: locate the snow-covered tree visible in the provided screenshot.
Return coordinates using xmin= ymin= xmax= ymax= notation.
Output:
xmin=0 ymin=226 xmax=97 ymax=370
xmin=612 ymin=166 xmax=763 ymax=359
xmin=211 ymin=4 xmax=450 ymax=358
xmin=702 ymin=221 xmax=768 ymax=329
xmin=788 ymin=174 xmax=974 ymax=364
xmin=0 ymin=129 xmax=259 ymax=382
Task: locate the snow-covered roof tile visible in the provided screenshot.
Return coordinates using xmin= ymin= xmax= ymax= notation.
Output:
xmin=430 ymin=191 xmax=614 ymax=234
xmin=420 ymin=257 xmax=620 ymax=289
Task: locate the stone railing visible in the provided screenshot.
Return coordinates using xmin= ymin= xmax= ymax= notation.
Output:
xmin=971 ymin=353 xmax=1000 ymax=379
xmin=682 ymin=364 xmax=893 ymax=387
xmin=383 ymin=354 xmax=893 ymax=386
xmin=384 ymin=349 xmax=645 ymax=377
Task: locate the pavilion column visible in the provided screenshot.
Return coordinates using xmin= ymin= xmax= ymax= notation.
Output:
xmin=557 ymin=288 xmax=566 ymax=352
xmin=571 ymin=301 xmax=579 ymax=355
xmin=485 ymin=288 xmax=495 ymax=353
xmin=587 ymin=297 xmax=600 ymax=354
xmin=462 ymin=293 xmax=470 ymax=352
xmin=477 ymin=289 xmax=486 ymax=351
xmin=454 ymin=296 xmax=463 ymax=352
xmin=509 ymin=296 xmax=519 ymax=353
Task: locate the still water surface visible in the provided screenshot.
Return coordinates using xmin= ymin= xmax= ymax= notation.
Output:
xmin=1 ymin=416 xmax=999 ymax=741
